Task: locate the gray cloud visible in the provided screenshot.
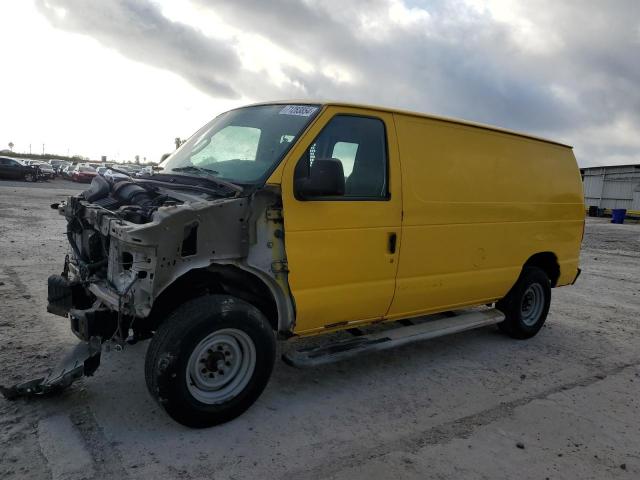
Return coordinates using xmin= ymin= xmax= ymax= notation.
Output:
xmin=35 ymin=0 xmax=241 ymax=97
xmin=35 ymin=0 xmax=640 ymax=166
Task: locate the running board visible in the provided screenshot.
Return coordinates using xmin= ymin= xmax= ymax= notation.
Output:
xmin=282 ymin=308 xmax=504 ymax=368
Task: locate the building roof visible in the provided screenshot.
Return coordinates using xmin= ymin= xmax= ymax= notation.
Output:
xmin=581 ymin=163 xmax=640 ymax=171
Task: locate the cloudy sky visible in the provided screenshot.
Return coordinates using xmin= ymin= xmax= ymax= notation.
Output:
xmin=1 ymin=0 xmax=638 ymax=166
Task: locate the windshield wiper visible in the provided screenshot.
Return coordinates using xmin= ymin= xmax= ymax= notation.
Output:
xmin=136 ymin=178 xmax=231 ymax=197
xmin=165 ymin=166 xmax=243 ymax=194
xmin=171 ymin=166 xmax=220 ymax=176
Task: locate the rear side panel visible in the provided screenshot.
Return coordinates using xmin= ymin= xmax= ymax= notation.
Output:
xmin=387 ymin=114 xmax=583 ymax=320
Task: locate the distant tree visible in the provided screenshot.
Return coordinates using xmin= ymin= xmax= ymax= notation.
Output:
xmin=8 ymin=142 xmax=14 ymax=151
xmin=174 ymin=137 xmax=186 ymax=150
xmin=135 ymin=155 xmax=140 ymax=164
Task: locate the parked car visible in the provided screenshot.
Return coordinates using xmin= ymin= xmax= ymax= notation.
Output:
xmin=103 ymin=168 xmax=130 ymax=182
xmin=135 ymin=166 xmax=153 ymax=177
xmin=4 ymin=101 xmax=584 ymax=429
xmin=29 ymin=161 xmax=55 ymax=180
xmin=49 ymin=159 xmax=65 ymax=172
xmin=51 ymin=160 xmax=71 ymax=176
xmin=60 ymin=164 xmax=74 ymax=179
xmin=118 ymin=165 xmax=142 ymax=175
xmin=70 ymin=165 xmax=98 ymax=183
xmin=0 ymin=156 xmax=39 ymax=181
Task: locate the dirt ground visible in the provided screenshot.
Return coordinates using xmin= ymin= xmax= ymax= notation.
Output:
xmin=0 ymin=180 xmax=639 ymax=480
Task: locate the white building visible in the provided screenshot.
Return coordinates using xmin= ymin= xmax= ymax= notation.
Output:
xmin=581 ymin=164 xmax=640 ymax=213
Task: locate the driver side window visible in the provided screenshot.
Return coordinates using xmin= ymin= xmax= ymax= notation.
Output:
xmin=294 ymin=115 xmax=388 ymax=200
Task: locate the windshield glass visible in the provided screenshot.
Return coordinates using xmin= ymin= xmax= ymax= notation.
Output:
xmin=160 ymin=104 xmax=320 ymax=184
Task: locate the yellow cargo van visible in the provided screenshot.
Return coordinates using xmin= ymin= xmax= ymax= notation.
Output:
xmin=3 ymin=102 xmax=584 ymax=428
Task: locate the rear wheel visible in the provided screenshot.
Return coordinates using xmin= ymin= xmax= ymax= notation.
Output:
xmin=496 ymin=267 xmax=551 ymax=339
xmin=145 ymin=295 xmax=276 ymax=428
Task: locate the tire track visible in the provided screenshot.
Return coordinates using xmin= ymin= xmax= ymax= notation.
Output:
xmin=280 ymin=360 xmax=640 ymax=480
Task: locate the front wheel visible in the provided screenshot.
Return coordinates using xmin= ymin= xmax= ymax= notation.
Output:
xmin=24 ymin=172 xmax=36 ymax=182
xmin=145 ymin=295 xmax=276 ymax=428
xmin=496 ymin=267 xmax=551 ymax=339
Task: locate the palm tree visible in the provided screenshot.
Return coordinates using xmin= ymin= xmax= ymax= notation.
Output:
xmin=8 ymin=142 xmax=14 ymax=151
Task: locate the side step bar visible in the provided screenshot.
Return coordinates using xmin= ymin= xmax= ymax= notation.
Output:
xmin=282 ymin=308 xmax=504 ymax=368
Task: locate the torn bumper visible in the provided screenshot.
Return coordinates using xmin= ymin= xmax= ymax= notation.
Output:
xmin=46 ymin=274 xmax=93 ymax=318
xmin=0 ymin=337 xmax=102 ymax=400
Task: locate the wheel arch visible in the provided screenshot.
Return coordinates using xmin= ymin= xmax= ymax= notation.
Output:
xmin=145 ymin=265 xmax=289 ymax=334
xmin=523 ymin=252 xmax=560 ymax=287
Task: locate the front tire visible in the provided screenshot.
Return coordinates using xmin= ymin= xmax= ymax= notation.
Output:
xmin=496 ymin=267 xmax=551 ymax=339
xmin=145 ymin=295 xmax=276 ymax=428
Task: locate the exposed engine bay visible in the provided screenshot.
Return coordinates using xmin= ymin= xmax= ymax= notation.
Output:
xmin=55 ymin=172 xmax=288 ymax=330
xmin=0 ymin=102 xmax=319 ymax=410
xmin=58 ymin=174 xmax=249 ymax=322
xmin=0 ymin=172 xmax=293 ymax=399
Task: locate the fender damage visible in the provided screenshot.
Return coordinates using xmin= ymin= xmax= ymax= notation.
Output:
xmin=1 ymin=173 xmax=293 ymax=399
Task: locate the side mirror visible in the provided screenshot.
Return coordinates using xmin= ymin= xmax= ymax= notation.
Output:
xmin=295 ymin=158 xmax=345 ymax=199
xmin=160 ymin=153 xmax=171 ymax=162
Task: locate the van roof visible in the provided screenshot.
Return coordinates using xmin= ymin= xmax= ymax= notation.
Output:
xmin=248 ymin=100 xmax=573 ymax=149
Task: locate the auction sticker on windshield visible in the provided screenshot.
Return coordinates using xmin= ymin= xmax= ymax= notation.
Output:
xmin=279 ymin=105 xmax=318 ymax=116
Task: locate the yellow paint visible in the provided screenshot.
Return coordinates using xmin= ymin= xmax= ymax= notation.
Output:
xmin=279 ymin=106 xmax=402 ymax=334
xmin=270 ymin=102 xmax=584 ymax=336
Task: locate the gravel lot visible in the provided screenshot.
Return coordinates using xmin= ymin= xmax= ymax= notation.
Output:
xmin=0 ymin=180 xmax=639 ymax=480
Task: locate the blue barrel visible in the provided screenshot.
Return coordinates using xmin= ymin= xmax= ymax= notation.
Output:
xmin=611 ymin=209 xmax=627 ymax=224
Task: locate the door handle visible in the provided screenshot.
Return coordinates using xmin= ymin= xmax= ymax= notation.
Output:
xmin=388 ymin=232 xmax=397 ymax=254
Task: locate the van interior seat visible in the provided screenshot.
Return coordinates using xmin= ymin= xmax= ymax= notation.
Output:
xmin=345 ymin=142 xmax=385 ymax=197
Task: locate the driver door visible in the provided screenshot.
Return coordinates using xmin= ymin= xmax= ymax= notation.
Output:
xmin=280 ymin=107 xmax=402 ymax=334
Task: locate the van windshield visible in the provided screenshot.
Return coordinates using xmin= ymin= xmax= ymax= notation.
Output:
xmin=160 ymin=104 xmax=320 ymax=185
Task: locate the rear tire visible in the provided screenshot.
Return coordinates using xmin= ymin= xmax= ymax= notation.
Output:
xmin=145 ymin=295 xmax=275 ymax=428
xmin=496 ymin=267 xmax=551 ymax=339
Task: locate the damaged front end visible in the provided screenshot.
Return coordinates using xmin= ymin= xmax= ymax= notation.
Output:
xmin=1 ymin=172 xmax=270 ymax=399
xmin=0 ymin=337 xmax=102 ymax=400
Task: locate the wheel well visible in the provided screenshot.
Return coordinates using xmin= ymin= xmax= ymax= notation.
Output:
xmin=145 ymin=266 xmax=279 ymax=333
xmin=524 ymin=252 xmax=560 ymax=287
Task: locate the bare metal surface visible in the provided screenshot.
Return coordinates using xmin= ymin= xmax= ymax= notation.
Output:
xmin=57 ymin=179 xmax=295 ymax=332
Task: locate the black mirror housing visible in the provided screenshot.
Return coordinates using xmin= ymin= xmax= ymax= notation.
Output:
xmin=295 ymin=158 xmax=345 ymax=199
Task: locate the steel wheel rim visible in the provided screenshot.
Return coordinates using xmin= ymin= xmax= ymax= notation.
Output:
xmin=186 ymin=328 xmax=256 ymax=405
xmin=521 ymin=283 xmax=545 ymax=327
